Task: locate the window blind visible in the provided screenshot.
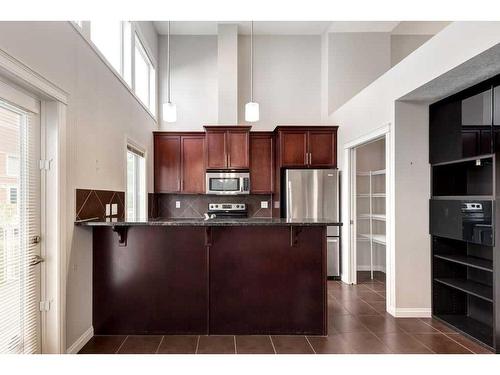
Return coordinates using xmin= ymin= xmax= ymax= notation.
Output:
xmin=0 ymin=100 xmax=40 ymax=354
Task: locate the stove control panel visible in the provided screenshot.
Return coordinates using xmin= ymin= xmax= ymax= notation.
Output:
xmin=208 ymin=203 xmax=246 ymax=211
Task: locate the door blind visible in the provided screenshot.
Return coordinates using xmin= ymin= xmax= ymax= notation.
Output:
xmin=0 ymin=100 xmax=40 ymax=354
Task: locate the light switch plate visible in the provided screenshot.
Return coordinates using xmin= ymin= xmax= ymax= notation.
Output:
xmin=111 ymin=217 xmax=117 ymax=222
xmin=175 ymin=201 xmax=181 ymax=209
xmin=105 ymin=204 xmax=111 ymax=216
xmin=111 ymin=203 xmax=118 ymax=215
xmin=261 ymin=201 xmax=268 ymax=209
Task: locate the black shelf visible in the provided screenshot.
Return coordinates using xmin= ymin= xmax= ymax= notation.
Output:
xmin=434 ymin=314 xmax=493 ymax=349
xmin=434 ymin=278 xmax=493 ymax=302
xmin=434 ymin=254 xmax=493 ymax=272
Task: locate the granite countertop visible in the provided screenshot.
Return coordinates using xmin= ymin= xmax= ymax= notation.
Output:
xmin=75 ymin=217 xmax=342 ymax=227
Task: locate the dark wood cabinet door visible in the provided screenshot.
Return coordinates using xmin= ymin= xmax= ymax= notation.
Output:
xmin=205 ymin=130 xmax=227 ymax=169
xmin=93 ymin=226 xmax=208 ymax=334
xmin=308 ymin=130 xmax=336 ymax=167
xmin=182 ymin=136 xmax=205 ymax=193
xmin=209 ymin=226 xmax=326 ymax=335
xmin=154 ymin=135 xmax=181 ymax=192
xmin=279 ymin=131 xmax=307 ymax=167
xmin=250 ymin=133 xmax=273 ymax=193
xmin=227 ymin=131 xmax=249 ymax=169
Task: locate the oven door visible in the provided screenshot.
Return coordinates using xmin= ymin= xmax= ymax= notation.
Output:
xmin=430 ymin=199 xmax=494 ymax=246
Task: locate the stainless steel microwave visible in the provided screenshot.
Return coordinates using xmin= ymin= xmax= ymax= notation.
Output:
xmin=206 ymin=171 xmax=250 ymax=195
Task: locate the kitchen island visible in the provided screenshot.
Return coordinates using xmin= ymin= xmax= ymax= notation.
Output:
xmin=77 ymin=218 xmax=340 ymax=336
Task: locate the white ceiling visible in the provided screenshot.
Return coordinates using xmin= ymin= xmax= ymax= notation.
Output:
xmin=153 ymin=21 xmax=451 ymax=36
xmin=153 ymin=21 xmax=332 ymax=35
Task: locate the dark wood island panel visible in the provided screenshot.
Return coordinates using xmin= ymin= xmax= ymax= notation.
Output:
xmin=209 ymin=226 xmax=326 ymax=335
xmin=91 ymin=224 xmax=327 ymax=336
xmin=93 ymin=226 xmax=209 ymax=335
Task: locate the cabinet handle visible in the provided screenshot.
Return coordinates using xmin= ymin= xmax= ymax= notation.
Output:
xmin=228 ymin=153 xmax=231 ymax=167
xmin=309 ymin=152 xmax=312 ymax=165
xmin=177 ymin=178 xmax=180 ymax=191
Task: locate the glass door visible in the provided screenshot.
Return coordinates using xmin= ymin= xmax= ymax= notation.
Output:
xmin=0 ymin=99 xmax=41 ymax=353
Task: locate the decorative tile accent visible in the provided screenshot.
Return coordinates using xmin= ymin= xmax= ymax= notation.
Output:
xmin=75 ymin=189 xmax=125 ymax=221
xmin=154 ymin=194 xmax=273 ymax=219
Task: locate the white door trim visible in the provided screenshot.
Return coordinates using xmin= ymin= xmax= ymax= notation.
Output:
xmin=343 ymin=124 xmax=395 ymax=316
xmin=0 ymin=47 xmax=68 ymax=353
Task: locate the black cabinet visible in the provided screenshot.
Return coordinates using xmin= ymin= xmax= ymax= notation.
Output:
xmin=430 ymin=85 xmax=493 ymax=165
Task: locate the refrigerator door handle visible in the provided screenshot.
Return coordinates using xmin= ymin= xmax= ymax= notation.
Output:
xmin=287 ymin=180 xmax=292 ymax=219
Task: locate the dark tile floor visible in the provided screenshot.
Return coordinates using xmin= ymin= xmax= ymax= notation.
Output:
xmin=78 ymin=272 xmax=493 ymax=354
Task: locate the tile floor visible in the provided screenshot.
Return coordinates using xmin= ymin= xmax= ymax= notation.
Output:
xmin=78 ymin=272 xmax=493 ymax=354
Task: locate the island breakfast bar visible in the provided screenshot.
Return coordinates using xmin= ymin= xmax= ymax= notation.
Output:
xmin=77 ymin=219 xmax=340 ymax=336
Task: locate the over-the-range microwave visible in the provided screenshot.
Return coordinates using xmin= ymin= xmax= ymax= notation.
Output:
xmin=206 ymin=171 xmax=250 ymax=195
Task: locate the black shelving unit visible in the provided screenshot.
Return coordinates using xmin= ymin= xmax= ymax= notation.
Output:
xmin=430 ymin=76 xmax=500 ymax=353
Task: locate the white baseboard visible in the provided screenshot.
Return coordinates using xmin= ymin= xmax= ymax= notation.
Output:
xmin=66 ymin=326 xmax=93 ymax=354
xmin=356 ymin=265 xmax=386 ymax=272
xmin=388 ymin=307 xmax=431 ymax=318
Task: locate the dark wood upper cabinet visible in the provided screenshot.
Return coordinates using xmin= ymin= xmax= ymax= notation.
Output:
xmin=308 ymin=130 xmax=337 ymax=167
xmin=154 ymin=133 xmax=205 ymax=194
xmin=276 ymin=126 xmax=338 ymax=168
xmin=205 ymin=130 xmax=226 ymax=169
xmin=204 ymin=126 xmax=251 ymax=170
xmin=250 ymin=133 xmax=274 ymax=194
xmin=154 ymin=135 xmax=181 ymax=193
xmin=279 ymin=130 xmax=308 ymax=167
xmin=227 ymin=130 xmax=249 ymax=168
xmin=181 ymin=136 xmax=205 ymax=193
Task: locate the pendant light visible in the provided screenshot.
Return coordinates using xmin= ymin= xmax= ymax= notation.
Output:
xmin=162 ymin=21 xmax=177 ymax=123
xmin=245 ymin=21 xmax=259 ymax=122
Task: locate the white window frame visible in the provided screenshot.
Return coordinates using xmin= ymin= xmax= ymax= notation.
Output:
xmin=125 ymin=138 xmax=147 ymax=221
xmin=133 ymin=33 xmax=156 ymax=113
xmin=69 ymin=21 xmax=157 ymax=120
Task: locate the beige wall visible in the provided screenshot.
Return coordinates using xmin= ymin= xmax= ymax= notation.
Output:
xmin=328 ymin=32 xmax=391 ymax=114
xmin=0 ymin=21 xmax=158 ymax=348
xmin=158 ymin=34 xmax=322 ymax=131
xmin=391 ymin=34 xmax=432 ymax=67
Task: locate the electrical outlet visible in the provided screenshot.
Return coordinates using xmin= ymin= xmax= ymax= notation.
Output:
xmin=175 ymin=201 xmax=181 ymax=209
xmin=105 ymin=204 xmax=111 ymax=216
xmin=111 ymin=203 xmax=118 ymax=215
xmin=274 ymin=201 xmax=280 ymax=209
xmin=261 ymin=201 xmax=268 ymax=209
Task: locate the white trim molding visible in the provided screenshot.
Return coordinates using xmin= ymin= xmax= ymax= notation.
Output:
xmin=388 ymin=307 xmax=432 ymax=318
xmin=0 ymin=47 xmax=68 ymax=354
xmin=66 ymin=326 xmax=93 ymax=354
xmin=342 ymin=123 xmax=395 ymax=318
xmin=0 ymin=48 xmax=68 ymax=104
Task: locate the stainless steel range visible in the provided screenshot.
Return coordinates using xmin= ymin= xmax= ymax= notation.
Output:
xmin=207 ymin=203 xmax=248 ymax=218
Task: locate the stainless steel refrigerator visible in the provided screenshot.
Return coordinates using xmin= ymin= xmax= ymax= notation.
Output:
xmin=284 ymin=169 xmax=340 ymax=277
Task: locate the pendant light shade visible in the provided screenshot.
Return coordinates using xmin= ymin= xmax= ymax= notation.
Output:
xmin=162 ymin=21 xmax=176 ymax=123
xmin=245 ymin=102 xmax=259 ymax=122
xmin=245 ymin=21 xmax=259 ymax=123
xmin=162 ymin=102 xmax=177 ymax=122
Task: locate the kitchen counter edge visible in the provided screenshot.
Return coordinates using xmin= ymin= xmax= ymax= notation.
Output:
xmin=75 ymin=218 xmax=342 ymax=227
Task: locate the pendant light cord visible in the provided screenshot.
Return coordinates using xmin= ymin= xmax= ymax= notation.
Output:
xmin=167 ymin=21 xmax=171 ymax=104
xmin=250 ymin=20 xmax=253 ymax=103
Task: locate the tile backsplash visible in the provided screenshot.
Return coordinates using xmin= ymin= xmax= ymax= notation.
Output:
xmin=76 ymin=189 xmax=125 ymax=221
xmin=153 ymin=194 xmax=273 ymax=219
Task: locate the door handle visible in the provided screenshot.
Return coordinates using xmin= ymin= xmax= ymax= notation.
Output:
xmin=29 ymin=255 xmax=45 ymax=266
